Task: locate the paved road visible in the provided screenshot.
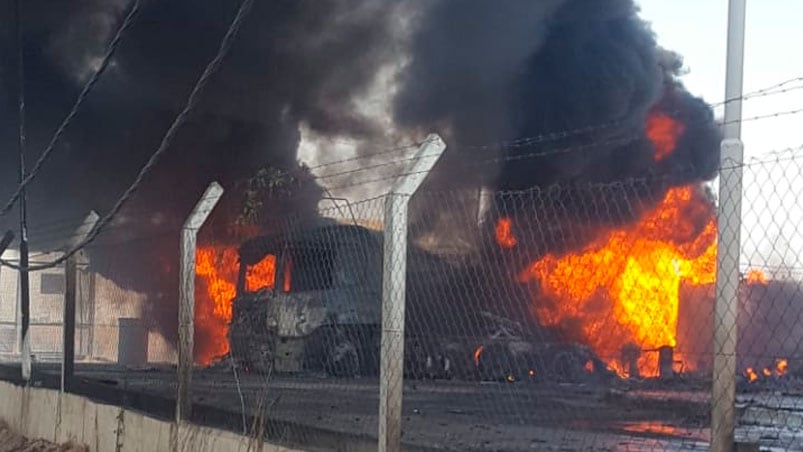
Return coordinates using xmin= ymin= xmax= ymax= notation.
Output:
xmin=6 ymin=362 xmax=803 ymax=451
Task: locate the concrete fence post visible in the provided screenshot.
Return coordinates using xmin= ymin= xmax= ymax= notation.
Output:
xmin=712 ymin=0 xmax=746 ymax=450
xmin=175 ymin=182 xmax=224 ymax=428
xmin=712 ymin=139 xmax=744 ymax=451
xmin=378 ymin=134 xmax=445 ymax=452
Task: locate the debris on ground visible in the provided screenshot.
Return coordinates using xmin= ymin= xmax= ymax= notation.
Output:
xmin=0 ymin=421 xmax=88 ymax=452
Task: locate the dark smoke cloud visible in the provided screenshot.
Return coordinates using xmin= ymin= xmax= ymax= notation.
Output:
xmin=394 ymin=0 xmax=721 ymax=259
xmin=0 ymin=0 xmax=407 ymax=233
xmin=0 ymin=0 xmax=722 ymax=244
xmin=395 ymin=0 xmax=720 ymax=191
xmin=0 ymin=0 xmax=406 ymax=342
xmin=0 ymin=0 xmax=722 ymax=349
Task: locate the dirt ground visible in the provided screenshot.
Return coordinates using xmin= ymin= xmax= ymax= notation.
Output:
xmin=0 ymin=421 xmax=87 ymax=452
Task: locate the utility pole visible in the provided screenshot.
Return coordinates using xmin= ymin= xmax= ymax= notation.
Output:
xmin=14 ymin=0 xmax=31 ymax=382
xmin=712 ymin=0 xmax=746 ymax=451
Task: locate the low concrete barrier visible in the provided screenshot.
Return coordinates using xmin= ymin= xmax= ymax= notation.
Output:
xmin=0 ymin=381 xmax=302 ymax=452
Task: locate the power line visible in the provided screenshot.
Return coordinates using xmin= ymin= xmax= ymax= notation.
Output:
xmin=0 ymin=0 xmax=254 ymax=273
xmin=0 ymin=0 xmax=142 ymax=219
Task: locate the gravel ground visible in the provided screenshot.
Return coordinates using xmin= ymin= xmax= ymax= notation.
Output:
xmin=0 ymin=421 xmax=87 ymax=452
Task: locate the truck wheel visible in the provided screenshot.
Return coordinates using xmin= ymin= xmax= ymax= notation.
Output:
xmin=325 ymin=338 xmax=360 ymax=377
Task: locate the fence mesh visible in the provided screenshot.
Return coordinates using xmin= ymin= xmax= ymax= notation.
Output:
xmin=731 ymin=151 xmax=803 ymax=449
xmin=0 ymin=254 xmax=65 ymax=363
xmin=196 ymin=196 xmax=386 ymax=446
xmin=401 ymin=180 xmax=713 ymax=450
xmin=1 ymin=151 xmax=803 ymax=451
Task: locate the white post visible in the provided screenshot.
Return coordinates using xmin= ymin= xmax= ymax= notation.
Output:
xmin=175 ymin=182 xmax=224 ymax=425
xmin=712 ymin=1 xmax=746 ymax=451
xmin=378 ymin=134 xmax=445 ymax=452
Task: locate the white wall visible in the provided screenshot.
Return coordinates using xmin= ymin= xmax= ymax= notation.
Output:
xmin=0 ymin=380 xmax=302 ymax=452
xmin=0 ymin=249 xmax=176 ymax=364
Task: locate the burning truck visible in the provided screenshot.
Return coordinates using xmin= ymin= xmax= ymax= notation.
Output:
xmin=196 ymin=106 xmax=725 ymax=383
xmin=186 ymin=0 xmax=733 ymax=384
xmin=221 ymin=220 xmax=612 ymax=382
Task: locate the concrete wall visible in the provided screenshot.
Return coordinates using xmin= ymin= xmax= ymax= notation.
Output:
xmin=0 ymin=381 xmax=302 ymax=452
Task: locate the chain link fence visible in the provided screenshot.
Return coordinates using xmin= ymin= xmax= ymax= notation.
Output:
xmin=0 ymin=253 xmax=66 ymax=363
xmin=730 ymin=150 xmax=803 ymax=449
xmin=192 ymin=196 xmax=386 ymax=447
xmin=0 ymin=150 xmax=802 ymax=451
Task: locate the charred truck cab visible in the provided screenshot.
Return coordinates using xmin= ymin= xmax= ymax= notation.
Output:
xmin=227 ymin=223 xmax=600 ymax=382
xmin=230 ymin=225 xmax=383 ymax=376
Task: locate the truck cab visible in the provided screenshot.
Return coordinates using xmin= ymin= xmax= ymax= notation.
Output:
xmin=229 ymin=224 xmax=383 ymax=376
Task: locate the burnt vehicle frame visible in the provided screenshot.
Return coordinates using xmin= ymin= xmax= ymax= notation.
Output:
xmin=228 ymin=223 xmax=609 ymax=381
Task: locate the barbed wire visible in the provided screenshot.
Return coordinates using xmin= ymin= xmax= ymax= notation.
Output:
xmin=325 ymin=131 xmax=661 ymax=190
xmin=0 ymin=0 xmax=142 ymax=219
xmin=312 ymin=106 xmax=803 ymax=187
xmin=307 ymin=121 xmax=631 ymax=180
xmin=0 ymin=0 xmax=254 ymax=273
xmin=5 ymin=53 xmax=803 ymax=267
xmin=329 ymin=138 xmax=803 ymax=192
xmin=308 ymin=142 xmax=422 ymax=171
xmin=309 ymin=76 xmax=803 ymax=178
xmin=712 ymin=75 xmax=803 ymax=108
xmin=311 ymin=76 xmax=803 ymax=176
xmin=744 ymin=143 xmax=803 ymax=164
xmin=235 ymin=78 xmax=803 ymax=190
xmin=720 ymin=106 xmax=803 ymax=126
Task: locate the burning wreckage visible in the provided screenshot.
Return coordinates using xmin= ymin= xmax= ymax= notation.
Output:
xmin=197 ymin=204 xmax=802 ymax=390
xmin=224 ymin=223 xmax=611 ymax=383
xmin=198 ymin=107 xmax=799 ymax=387
xmin=170 ymin=0 xmax=795 ymax=389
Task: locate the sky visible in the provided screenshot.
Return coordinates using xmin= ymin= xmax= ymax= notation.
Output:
xmin=638 ymin=0 xmax=803 ymax=156
xmin=638 ymin=0 xmax=803 ymax=273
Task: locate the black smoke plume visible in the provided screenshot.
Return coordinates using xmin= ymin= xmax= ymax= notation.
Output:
xmin=395 ymin=0 xmax=720 ymax=253
xmin=0 ymin=0 xmax=405 ymax=344
xmin=0 ymin=0 xmax=721 ymax=351
xmin=396 ymin=0 xmax=720 ymax=191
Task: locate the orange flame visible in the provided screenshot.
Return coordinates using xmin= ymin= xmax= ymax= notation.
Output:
xmin=647 ymin=111 xmax=685 ymax=161
xmin=776 ymin=358 xmax=789 ymax=376
xmin=584 ymin=359 xmax=595 ymax=373
xmin=519 ymin=186 xmax=717 ymax=377
xmin=745 ymin=269 xmax=768 ymax=285
xmin=194 ymin=247 xmax=238 ymax=365
xmin=246 ymin=254 xmax=277 ymax=292
xmin=745 ymin=367 xmax=759 ymax=383
xmin=473 ymin=346 xmax=484 ymax=367
xmin=283 ymin=257 xmax=293 ymax=292
xmin=195 ymin=246 xmax=276 ymax=365
xmin=509 ymin=111 xmax=713 ymax=377
xmin=762 ymin=367 xmax=773 ymax=378
xmin=495 ymin=217 xmax=518 ymax=249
